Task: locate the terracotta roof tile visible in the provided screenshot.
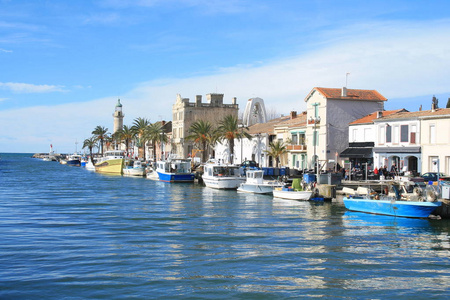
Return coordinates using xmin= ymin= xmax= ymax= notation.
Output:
xmin=247 ymin=112 xmax=307 ymax=134
xmin=350 ymin=109 xmax=407 ymax=125
xmin=311 ymin=87 xmax=387 ymax=101
xmin=375 ymin=108 xmax=450 ymax=120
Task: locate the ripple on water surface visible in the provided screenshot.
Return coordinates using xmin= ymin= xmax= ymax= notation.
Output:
xmin=0 ymin=154 xmax=449 ymax=299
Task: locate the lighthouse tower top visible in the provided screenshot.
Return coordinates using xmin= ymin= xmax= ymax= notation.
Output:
xmin=113 ymin=99 xmax=124 ymax=133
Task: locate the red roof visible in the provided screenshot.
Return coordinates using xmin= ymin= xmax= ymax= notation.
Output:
xmin=309 ymin=87 xmax=387 ymax=102
xmin=350 ymin=109 xmax=407 ymax=125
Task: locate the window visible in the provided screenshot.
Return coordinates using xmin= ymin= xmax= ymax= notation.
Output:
xmin=291 ymin=134 xmax=298 ymax=145
xmin=410 ymin=125 xmax=417 ymax=144
xmin=400 ymin=125 xmax=409 ymax=142
xmin=379 ymin=126 xmax=385 ymax=144
xmin=352 ymin=129 xmax=357 ymax=142
xmin=299 ymin=133 xmax=306 ymax=145
xmin=430 ymin=124 xmax=436 ymax=144
xmin=410 ymin=132 xmax=416 ymax=144
xmin=314 ymin=103 xmax=319 ymax=118
xmin=393 ymin=126 xmax=399 ymax=144
xmin=364 ymin=128 xmax=372 ymax=141
xmin=386 ymin=125 xmax=392 ymax=143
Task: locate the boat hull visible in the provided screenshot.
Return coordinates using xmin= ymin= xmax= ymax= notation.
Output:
xmin=95 ymin=158 xmax=124 ymax=175
xmin=203 ymin=177 xmax=246 ymax=189
xmin=66 ymin=159 xmax=81 ymax=166
xmin=237 ymin=183 xmax=283 ymax=194
xmin=273 ymin=189 xmax=313 ymax=200
xmin=343 ymin=196 xmax=442 ymax=218
xmin=123 ymin=168 xmax=146 ymax=177
xmin=157 ymin=172 xmax=195 ymax=183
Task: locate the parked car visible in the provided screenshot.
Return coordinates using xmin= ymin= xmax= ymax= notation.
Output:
xmin=420 ymin=172 xmax=450 ymax=182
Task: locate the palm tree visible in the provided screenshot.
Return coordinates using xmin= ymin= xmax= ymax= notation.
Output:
xmin=216 ymin=115 xmax=252 ymax=164
xmin=116 ymin=125 xmax=135 ymax=155
xmin=92 ymin=125 xmax=109 ymax=156
xmin=82 ymin=136 xmax=97 ymax=164
xmin=131 ymin=117 xmax=150 ymax=160
xmin=146 ymin=122 xmax=166 ymax=162
xmin=265 ymin=140 xmax=287 ymax=168
xmin=185 ymin=119 xmax=214 ymax=163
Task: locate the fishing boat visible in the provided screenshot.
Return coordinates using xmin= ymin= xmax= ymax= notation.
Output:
xmin=123 ymin=160 xmax=146 ymax=177
xmin=237 ymin=169 xmax=284 ymax=194
xmin=66 ymin=153 xmax=82 ymax=166
xmin=94 ymin=150 xmax=125 ymax=175
xmin=342 ymin=186 xmax=442 ymax=218
xmin=155 ymin=159 xmax=195 ymax=182
xmin=202 ymin=163 xmax=246 ymax=189
xmin=272 ymin=178 xmax=314 ymax=200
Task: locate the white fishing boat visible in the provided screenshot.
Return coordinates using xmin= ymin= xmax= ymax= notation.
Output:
xmin=237 ymin=169 xmax=284 ymax=194
xmin=123 ymin=160 xmax=146 ymax=177
xmin=272 ymin=178 xmax=314 ymax=200
xmin=146 ymin=166 xmax=159 ymax=180
xmin=202 ymin=163 xmax=245 ymax=189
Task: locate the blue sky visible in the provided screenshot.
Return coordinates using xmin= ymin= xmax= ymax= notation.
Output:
xmin=1 ymin=0 xmax=450 ymax=153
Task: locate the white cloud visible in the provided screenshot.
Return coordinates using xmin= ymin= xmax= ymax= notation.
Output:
xmin=1 ymin=19 xmax=450 ymax=153
xmin=0 ymin=48 xmax=12 ymax=53
xmin=0 ymin=82 xmax=66 ymax=93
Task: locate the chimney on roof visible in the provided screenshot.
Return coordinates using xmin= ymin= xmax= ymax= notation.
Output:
xmin=232 ymin=97 xmax=237 ymax=105
xmin=341 ymin=87 xmax=347 ymax=97
xmin=377 ymin=111 xmax=383 ymax=118
xmin=290 ymin=111 xmax=297 ymax=119
xmin=419 ymin=105 xmax=422 ymax=111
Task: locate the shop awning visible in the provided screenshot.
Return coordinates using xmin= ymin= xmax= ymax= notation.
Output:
xmin=340 ymin=147 xmax=373 ymax=158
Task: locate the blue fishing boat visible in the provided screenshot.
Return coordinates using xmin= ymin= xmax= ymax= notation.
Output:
xmin=155 ymin=159 xmax=195 ymax=183
xmin=343 ymin=186 xmax=441 ymax=218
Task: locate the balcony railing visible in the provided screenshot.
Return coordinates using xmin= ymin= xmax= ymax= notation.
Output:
xmin=287 ymin=145 xmax=307 ymax=151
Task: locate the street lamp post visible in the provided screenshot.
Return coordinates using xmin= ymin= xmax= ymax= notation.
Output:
xmin=160 ymin=132 xmax=164 ymax=161
xmin=309 ymin=115 xmax=321 ymax=172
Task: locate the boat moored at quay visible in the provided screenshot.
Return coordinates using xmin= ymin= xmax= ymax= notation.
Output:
xmin=202 ymin=163 xmax=246 ymax=190
xmin=237 ymin=169 xmax=284 ymax=194
xmin=66 ymin=153 xmax=82 ymax=166
xmin=94 ymin=150 xmax=125 ymax=175
xmin=342 ymin=186 xmax=442 ymax=218
xmin=123 ymin=160 xmax=146 ymax=177
xmin=155 ymin=159 xmax=195 ymax=182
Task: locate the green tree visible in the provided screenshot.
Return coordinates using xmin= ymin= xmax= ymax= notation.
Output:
xmin=265 ymin=140 xmax=287 ymax=168
xmin=131 ymin=117 xmax=150 ymax=160
xmin=116 ymin=125 xmax=135 ymax=155
xmin=145 ymin=122 xmax=167 ymax=162
xmin=92 ymin=125 xmax=109 ymax=156
xmin=82 ymin=136 xmax=97 ymax=164
xmin=216 ymin=115 xmax=251 ymax=164
xmin=446 ymin=98 xmax=450 ymax=108
xmin=186 ymin=119 xmax=214 ymax=163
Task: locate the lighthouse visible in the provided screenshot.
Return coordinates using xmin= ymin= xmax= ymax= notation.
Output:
xmin=113 ymin=99 xmax=124 ymax=134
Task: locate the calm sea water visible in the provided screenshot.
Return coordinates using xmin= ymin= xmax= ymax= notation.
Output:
xmin=1 ymin=153 xmax=449 ymax=299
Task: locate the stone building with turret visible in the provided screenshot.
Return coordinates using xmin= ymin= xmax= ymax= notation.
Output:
xmin=172 ymin=93 xmax=238 ymax=159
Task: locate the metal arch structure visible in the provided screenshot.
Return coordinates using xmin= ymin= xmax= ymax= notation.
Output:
xmin=242 ymin=97 xmax=267 ymax=127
